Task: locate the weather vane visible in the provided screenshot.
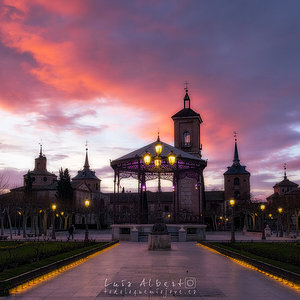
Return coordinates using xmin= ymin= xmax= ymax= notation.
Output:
xmin=184 ymin=81 xmax=189 ymax=92
xmin=284 ymin=163 xmax=287 ymax=179
xmin=233 ymin=131 xmax=237 ymax=141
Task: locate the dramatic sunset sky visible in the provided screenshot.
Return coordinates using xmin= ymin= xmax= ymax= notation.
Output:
xmin=0 ymin=0 xmax=300 ymax=199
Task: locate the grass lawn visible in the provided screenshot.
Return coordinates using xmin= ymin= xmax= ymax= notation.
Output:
xmin=0 ymin=241 xmax=108 ymax=280
xmin=210 ymin=242 xmax=300 ymax=275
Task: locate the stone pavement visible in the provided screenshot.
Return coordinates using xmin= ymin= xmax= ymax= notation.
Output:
xmin=6 ymin=242 xmax=299 ymax=300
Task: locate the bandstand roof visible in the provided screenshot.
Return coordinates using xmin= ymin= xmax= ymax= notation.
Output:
xmin=113 ymin=140 xmax=203 ymax=163
xmin=111 ymin=140 xmax=207 ymax=174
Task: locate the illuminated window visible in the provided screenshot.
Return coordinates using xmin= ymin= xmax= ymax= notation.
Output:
xmin=183 ymin=131 xmax=191 ymax=147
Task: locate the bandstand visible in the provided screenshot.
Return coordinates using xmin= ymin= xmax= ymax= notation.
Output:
xmin=110 ymin=136 xmax=207 ymax=225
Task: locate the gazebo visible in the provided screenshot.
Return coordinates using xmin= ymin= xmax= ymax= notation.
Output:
xmin=110 ymin=136 xmax=207 ymax=224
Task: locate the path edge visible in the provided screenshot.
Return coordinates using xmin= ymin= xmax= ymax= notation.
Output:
xmin=0 ymin=240 xmax=119 ymax=296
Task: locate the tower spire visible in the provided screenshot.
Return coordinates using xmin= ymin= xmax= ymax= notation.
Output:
xmin=184 ymin=81 xmax=190 ymax=109
xmin=84 ymin=141 xmax=90 ymax=169
xmin=157 ymin=128 xmax=160 ymax=142
xmin=233 ymin=131 xmax=240 ymax=165
xmin=39 ymin=142 xmax=43 ymax=157
xmin=284 ymin=163 xmax=287 ymax=180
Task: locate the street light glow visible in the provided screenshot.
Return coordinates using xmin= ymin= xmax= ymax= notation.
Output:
xmin=229 ymin=199 xmax=235 ymax=207
xmin=85 ymin=199 xmax=90 ymax=208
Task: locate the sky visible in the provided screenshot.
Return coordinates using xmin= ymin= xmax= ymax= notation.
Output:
xmin=0 ymin=0 xmax=300 ymax=199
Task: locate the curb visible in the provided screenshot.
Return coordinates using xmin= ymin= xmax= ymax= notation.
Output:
xmin=198 ymin=241 xmax=300 ymax=285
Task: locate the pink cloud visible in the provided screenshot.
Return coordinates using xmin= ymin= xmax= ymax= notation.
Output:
xmin=0 ymin=1 xmax=300 ymax=198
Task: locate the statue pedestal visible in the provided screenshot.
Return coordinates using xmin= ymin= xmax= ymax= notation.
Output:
xmin=264 ymin=225 xmax=271 ymax=237
xmin=148 ymin=220 xmax=171 ymax=250
xmin=148 ymin=234 xmax=171 ymax=250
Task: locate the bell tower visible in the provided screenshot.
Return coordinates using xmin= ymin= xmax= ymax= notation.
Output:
xmin=224 ymin=134 xmax=250 ymax=201
xmin=171 ymin=88 xmax=203 ymax=157
xmin=171 ymin=88 xmax=207 ymax=222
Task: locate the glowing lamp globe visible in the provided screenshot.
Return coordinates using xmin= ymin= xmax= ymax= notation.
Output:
xmin=85 ymin=199 xmax=90 ymax=208
xmin=154 ymin=156 xmax=161 ymax=168
xmin=52 ymin=204 xmax=57 ymax=211
xmin=278 ymin=207 xmax=283 ymax=214
xmin=260 ymin=204 xmax=266 ymax=211
xmin=229 ymin=199 xmax=235 ymax=207
xmin=155 ymin=141 xmax=162 ymax=155
xmin=168 ymin=152 xmax=176 ymax=166
xmin=143 ymin=152 xmax=151 ymax=165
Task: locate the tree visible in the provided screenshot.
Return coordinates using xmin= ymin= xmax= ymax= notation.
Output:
xmin=56 ymin=168 xmax=74 ymax=228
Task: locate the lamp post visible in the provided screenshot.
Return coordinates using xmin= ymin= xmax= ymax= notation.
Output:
xmin=229 ymin=199 xmax=236 ymax=243
xmin=143 ymin=135 xmax=176 ymax=232
xmin=278 ymin=207 xmax=283 ymax=237
xmin=51 ymin=204 xmax=57 ymax=240
xmin=84 ymin=199 xmax=90 ymax=243
xmin=260 ymin=204 xmax=266 ymax=240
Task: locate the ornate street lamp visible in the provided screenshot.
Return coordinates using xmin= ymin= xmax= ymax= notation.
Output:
xmin=17 ymin=211 xmax=21 ymax=236
xmin=84 ymin=199 xmax=90 ymax=243
xmin=229 ymin=199 xmax=236 ymax=243
xmin=51 ymin=204 xmax=57 ymax=240
xmin=278 ymin=207 xmax=283 ymax=237
xmin=260 ymin=204 xmax=266 ymax=240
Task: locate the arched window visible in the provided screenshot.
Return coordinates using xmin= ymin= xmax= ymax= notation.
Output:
xmin=234 ymin=177 xmax=240 ymax=185
xmin=183 ymin=131 xmax=191 ymax=147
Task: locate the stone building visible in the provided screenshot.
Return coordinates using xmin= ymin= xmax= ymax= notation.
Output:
xmin=224 ymin=137 xmax=250 ymax=202
xmin=23 ymin=145 xmax=57 ymax=187
xmin=4 ymin=146 xmax=106 ymax=232
xmin=266 ymin=168 xmax=298 ymax=205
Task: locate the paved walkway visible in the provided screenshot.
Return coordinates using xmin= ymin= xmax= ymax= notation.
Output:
xmin=7 ymin=242 xmax=299 ymax=300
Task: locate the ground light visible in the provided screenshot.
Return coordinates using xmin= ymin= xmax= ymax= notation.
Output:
xmin=9 ymin=243 xmax=119 ymax=295
xmin=197 ymin=243 xmax=300 ymax=293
